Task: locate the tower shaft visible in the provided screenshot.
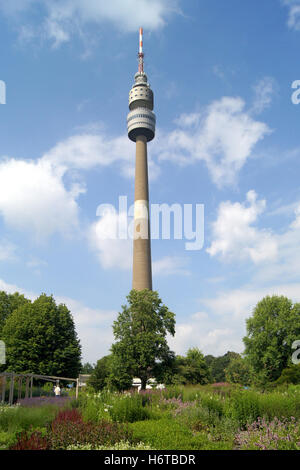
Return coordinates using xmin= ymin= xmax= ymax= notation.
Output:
xmin=132 ymin=135 xmax=152 ymax=290
xmin=127 ymin=28 xmax=155 ymax=291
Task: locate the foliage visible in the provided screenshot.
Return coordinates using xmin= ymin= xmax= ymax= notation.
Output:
xmin=225 ymin=356 xmax=254 ymax=386
xmin=110 ymin=289 xmax=175 ymax=390
xmin=0 ymin=291 xmax=30 ymax=337
xmin=109 ymin=393 xmax=151 ymax=423
xmin=10 ymin=428 xmax=49 ymax=450
xmin=49 ymin=408 xmax=133 ymax=450
xmin=276 ymin=364 xmax=300 ymax=385
xmin=205 ymin=351 xmax=241 ymax=383
xmin=168 ymin=348 xmax=211 ymax=385
xmin=6 ymin=384 xmax=300 ymax=450
xmin=129 ymin=418 xmax=206 ymax=450
xmin=88 ymin=355 xmax=112 ymax=391
xmin=0 ymin=431 xmax=18 ymax=450
xmin=0 ymin=403 xmax=58 ymax=433
xmin=81 ymin=362 xmax=95 ymax=374
xmin=235 ymin=417 xmax=300 ymax=450
xmin=2 ymin=293 xmax=82 ymax=377
xmin=243 ymin=295 xmax=300 ymax=382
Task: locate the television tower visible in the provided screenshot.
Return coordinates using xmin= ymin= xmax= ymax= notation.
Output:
xmin=127 ymin=28 xmax=156 ymax=291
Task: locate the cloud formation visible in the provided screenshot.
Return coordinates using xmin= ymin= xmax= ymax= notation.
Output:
xmin=282 ymin=0 xmax=300 ymax=31
xmin=0 ymin=0 xmax=180 ymax=47
xmin=157 ymin=97 xmax=270 ymax=187
xmin=207 ymin=190 xmax=278 ymax=263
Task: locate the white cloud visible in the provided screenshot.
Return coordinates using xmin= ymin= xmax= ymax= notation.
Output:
xmin=56 ymin=295 xmax=116 ymax=363
xmin=88 ymin=210 xmax=132 ymax=270
xmin=0 ymin=126 xmax=160 ymax=242
xmin=152 ymin=256 xmax=190 ymax=276
xmin=255 ymin=202 xmax=300 ymax=283
xmin=157 ymin=97 xmax=270 ymax=187
xmin=251 ymin=77 xmax=277 ymax=114
xmin=168 ymin=316 xmax=242 ymax=357
xmin=207 ymin=190 xmax=278 ymax=263
xmin=0 ymin=240 xmax=17 ymax=262
xmin=0 ymin=0 xmax=180 ymax=47
xmin=0 ymin=158 xmax=81 ymax=240
xmin=282 ymin=0 xmax=300 ymax=30
xmin=169 ymin=280 xmax=300 ymax=357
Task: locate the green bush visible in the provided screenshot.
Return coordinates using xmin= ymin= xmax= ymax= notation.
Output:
xmin=0 ymin=431 xmax=18 ymax=450
xmin=227 ymin=391 xmax=261 ymax=426
xmin=130 ymin=418 xmax=232 ymax=450
xmin=0 ymin=404 xmax=57 ymax=433
xmin=110 ymin=394 xmax=150 ymax=423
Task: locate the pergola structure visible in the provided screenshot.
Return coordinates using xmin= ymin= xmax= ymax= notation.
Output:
xmin=0 ymin=372 xmax=79 ymax=405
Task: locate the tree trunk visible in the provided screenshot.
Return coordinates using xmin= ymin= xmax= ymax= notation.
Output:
xmin=141 ymin=377 xmax=147 ymax=390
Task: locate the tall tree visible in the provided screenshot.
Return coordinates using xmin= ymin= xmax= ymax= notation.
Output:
xmin=0 ymin=291 xmax=30 ymax=337
xmin=89 ymin=355 xmax=112 ymax=391
xmin=183 ymin=348 xmax=211 ymax=384
xmin=2 ymin=293 xmax=81 ymax=377
xmin=243 ymin=295 xmax=300 ymax=382
xmin=205 ymin=351 xmax=240 ymax=383
xmin=225 ymin=356 xmax=254 ymax=386
xmin=110 ymin=289 xmax=175 ymax=390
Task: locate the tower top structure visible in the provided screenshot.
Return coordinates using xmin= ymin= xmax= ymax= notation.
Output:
xmin=127 ymin=28 xmax=156 ymax=143
xmin=138 ymin=27 xmax=144 ymax=74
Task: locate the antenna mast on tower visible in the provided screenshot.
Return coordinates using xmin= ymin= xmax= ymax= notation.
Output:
xmin=138 ymin=27 xmax=144 ymax=74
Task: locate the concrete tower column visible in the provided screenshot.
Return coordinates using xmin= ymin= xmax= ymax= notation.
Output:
xmin=133 ymin=135 xmax=152 ymax=290
xmin=127 ymin=28 xmax=156 ymax=291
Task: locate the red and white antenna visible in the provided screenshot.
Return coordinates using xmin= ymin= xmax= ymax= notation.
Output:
xmin=138 ymin=27 xmax=144 ymax=74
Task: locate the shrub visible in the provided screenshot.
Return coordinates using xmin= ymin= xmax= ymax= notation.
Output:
xmin=0 ymin=404 xmax=57 ymax=433
xmin=130 ymin=418 xmax=210 ymax=450
xmin=227 ymin=391 xmax=261 ymax=426
xmin=235 ymin=417 xmax=300 ymax=450
xmin=10 ymin=429 xmax=49 ymax=450
xmin=109 ymin=393 xmax=150 ymax=423
xmin=0 ymin=431 xmax=18 ymax=450
xmin=49 ymin=409 xmax=133 ymax=450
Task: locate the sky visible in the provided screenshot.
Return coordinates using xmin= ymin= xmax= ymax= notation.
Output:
xmin=0 ymin=0 xmax=300 ymax=364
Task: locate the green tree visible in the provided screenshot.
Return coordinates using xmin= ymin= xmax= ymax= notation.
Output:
xmin=205 ymin=351 xmax=240 ymax=383
xmin=276 ymin=364 xmax=300 ymax=385
xmin=243 ymin=295 xmax=300 ymax=382
xmin=89 ymin=355 xmax=112 ymax=391
xmin=110 ymin=289 xmax=175 ymax=390
xmin=182 ymin=348 xmax=211 ymax=384
xmin=2 ymin=293 xmax=81 ymax=377
xmin=225 ymin=356 xmax=254 ymax=386
xmin=0 ymin=291 xmax=30 ymax=336
xmin=81 ymin=362 xmax=95 ymax=374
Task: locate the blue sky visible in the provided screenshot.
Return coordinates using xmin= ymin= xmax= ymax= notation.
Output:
xmin=0 ymin=0 xmax=300 ymax=363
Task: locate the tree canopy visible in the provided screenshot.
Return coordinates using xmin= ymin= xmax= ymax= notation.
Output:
xmin=169 ymin=348 xmax=211 ymax=385
xmin=0 ymin=291 xmax=30 ymax=337
xmin=205 ymin=351 xmax=240 ymax=383
xmin=243 ymin=295 xmax=300 ymax=382
xmin=110 ymin=289 xmax=175 ymax=390
xmin=225 ymin=356 xmax=254 ymax=386
xmin=2 ymin=293 xmax=81 ymax=377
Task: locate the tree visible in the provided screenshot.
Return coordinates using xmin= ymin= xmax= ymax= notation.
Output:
xmin=276 ymin=364 xmax=300 ymax=385
xmin=225 ymin=356 xmax=254 ymax=386
xmin=110 ymin=289 xmax=175 ymax=390
xmin=205 ymin=351 xmax=240 ymax=383
xmin=181 ymin=348 xmax=211 ymax=385
xmin=89 ymin=355 xmax=112 ymax=391
xmin=243 ymin=295 xmax=300 ymax=382
xmin=81 ymin=362 xmax=95 ymax=374
xmin=2 ymin=293 xmax=81 ymax=377
xmin=0 ymin=291 xmax=30 ymax=337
